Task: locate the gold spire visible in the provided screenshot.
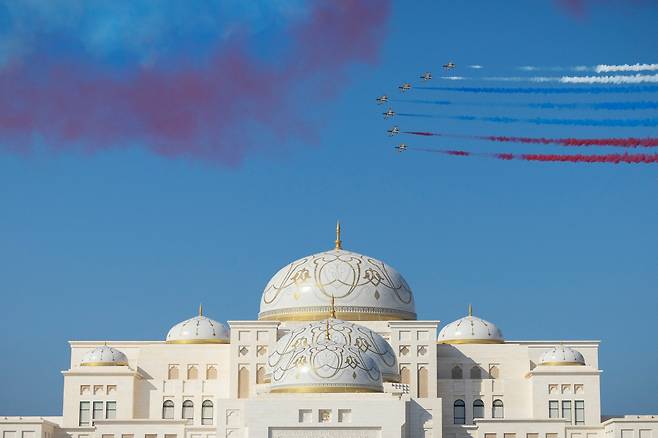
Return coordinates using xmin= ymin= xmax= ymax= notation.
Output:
xmin=199 ymin=303 xmax=203 ymax=317
xmin=468 ymin=304 xmax=472 ymax=317
xmin=335 ymin=220 xmax=342 ymax=250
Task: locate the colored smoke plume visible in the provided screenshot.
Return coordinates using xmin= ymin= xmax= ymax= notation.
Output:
xmin=595 ymin=64 xmax=658 ymax=74
xmin=561 ymin=74 xmax=658 ymax=84
xmin=415 ymin=85 xmax=658 ymax=94
xmin=0 ymin=1 xmax=390 ymax=165
xmin=404 ymin=131 xmax=658 ymax=148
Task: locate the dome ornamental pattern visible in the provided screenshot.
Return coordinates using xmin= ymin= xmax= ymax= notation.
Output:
xmin=540 ymin=345 xmax=586 ymax=366
xmin=268 ymin=336 xmax=383 ymax=393
xmin=166 ymin=305 xmax=230 ymax=344
xmin=259 ymin=223 xmax=416 ymax=322
xmin=268 ymin=318 xmax=399 ymax=382
xmin=80 ymin=345 xmax=128 ymax=367
xmin=438 ymin=305 xmax=504 ymax=344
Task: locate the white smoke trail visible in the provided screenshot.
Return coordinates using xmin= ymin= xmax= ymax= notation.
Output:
xmin=595 ymin=63 xmax=658 ymax=73
xmin=561 ymin=74 xmax=658 ymax=84
xmin=440 ymin=76 xmax=465 ymax=80
xmin=469 ymin=65 xmax=483 ymax=69
xmin=518 ymin=66 xmax=592 ymax=72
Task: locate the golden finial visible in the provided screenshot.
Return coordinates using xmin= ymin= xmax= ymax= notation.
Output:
xmin=468 ymin=304 xmax=472 ymax=317
xmin=335 ymin=220 xmax=342 ymax=250
xmin=199 ymin=303 xmax=203 ymax=317
xmin=330 ymin=295 xmax=337 ymax=319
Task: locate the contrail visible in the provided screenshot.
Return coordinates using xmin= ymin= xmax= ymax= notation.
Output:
xmin=403 ymin=131 xmax=658 ymax=148
xmin=394 ymin=98 xmax=658 ymax=111
xmin=398 ymin=113 xmax=658 ymax=127
xmin=435 ymin=74 xmax=658 ymax=84
xmin=415 ymin=85 xmax=658 ymax=94
xmin=561 ymin=74 xmax=658 ymax=84
xmin=595 ymin=63 xmax=658 ymax=73
xmin=406 ymin=147 xmax=658 ymax=164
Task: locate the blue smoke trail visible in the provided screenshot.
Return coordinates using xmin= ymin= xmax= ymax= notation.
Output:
xmin=396 ymin=99 xmax=658 ymax=110
xmin=415 ymin=85 xmax=658 ymax=94
xmin=397 ymin=113 xmax=658 ymax=127
xmin=528 ymin=101 xmax=658 ymax=110
xmin=452 ymin=115 xmax=658 ymax=127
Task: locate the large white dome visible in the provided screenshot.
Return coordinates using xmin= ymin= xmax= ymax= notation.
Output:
xmin=438 ymin=306 xmax=504 ymax=344
xmin=259 ymin=228 xmax=415 ymax=321
xmin=166 ymin=306 xmax=230 ymax=344
xmin=268 ymin=318 xmax=399 ymax=382
xmin=268 ymin=338 xmax=383 ymax=393
xmin=540 ymin=345 xmax=585 ymax=366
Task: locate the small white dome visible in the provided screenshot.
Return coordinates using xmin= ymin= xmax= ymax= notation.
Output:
xmin=81 ymin=345 xmax=128 ymax=367
xmin=438 ymin=306 xmax=504 ymax=344
xmin=268 ymin=339 xmax=383 ymax=393
xmin=540 ymin=345 xmax=585 ymax=366
xmin=268 ymin=318 xmax=399 ymax=382
xmin=166 ymin=306 xmax=229 ymax=344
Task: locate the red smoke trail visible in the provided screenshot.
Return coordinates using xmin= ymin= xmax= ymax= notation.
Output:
xmin=0 ymin=1 xmax=390 ymax=165
xmin=403 ymin=131 xmax=658 ymax=148
xmin=409 ymin=147 xmax=658 ymax=164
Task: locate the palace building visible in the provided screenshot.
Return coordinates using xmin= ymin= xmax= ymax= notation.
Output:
xmin=1 ymin=224 xmax=656 ymax=438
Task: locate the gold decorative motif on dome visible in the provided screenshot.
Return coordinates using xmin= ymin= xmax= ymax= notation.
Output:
xmin=260 ymin=249 xmax=415 ymax=321
xmin=268 ymin=319 xmax=398 ymax=383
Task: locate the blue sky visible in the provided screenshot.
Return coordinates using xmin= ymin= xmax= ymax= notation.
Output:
xmin=0 ymin=0 xmax=657 ymax=415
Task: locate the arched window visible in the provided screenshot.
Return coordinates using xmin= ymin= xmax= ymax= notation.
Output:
xmin=168 ymin=365 xmax=179 ymax=380
xmin=182 ymin=400 xmax=194 ymax=420
xmin=492 ymin=399 xmax=504 ymax=418
xmin=400 ymin=366 xmax=410 ymax=385
xmin=206 ymin=365 xmax=217 ymax=380
xmin=201 ymin=400 xmax=213 ymax=425
xmin=470 ymin=366 xmax=482 ymax=379
xmin=454 ymin=399 xmax=466 ymax=424
xmin=417 ymin=366 xmax=429 ymax=398
xmin=256 ymin=366 xmax=266 ymax=384
xmin=162 ymin=400 xmax=174 ymax=419
xmin=473 ymin=399 xmax=485 ymax=420
xmin=451 ymin=365 xmax=463 ymax=379
xmin=238 ymin=367 xmax=250 ymax=399
xmin=489 ymin=365 xmax=500 ymax=379
xmin=187 ymin=365 xmax=198 ymax=380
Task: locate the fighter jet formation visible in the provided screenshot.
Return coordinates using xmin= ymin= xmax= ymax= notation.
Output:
xmin=380 ymin=62 xmax=457 ymax=152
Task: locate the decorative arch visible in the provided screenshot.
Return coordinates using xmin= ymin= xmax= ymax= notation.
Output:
xmin=187 ymin=365 xmax=198 ymax=380
xmin=470 ymin=366 xmax=482 ymax=379
xmin=182 ymin=400 xmax=194 ymax=419
xmin=400 ymin=366 xmax=410 ymax=385
xmin=168 ymin=365 xmax=179 ymax=380
xmin=451 ymin=365 xmax=463 ymax=379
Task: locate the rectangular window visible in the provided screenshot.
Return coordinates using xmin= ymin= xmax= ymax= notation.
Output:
xmin=546 ymin=434 xmax=558 ymax=438
xmin=575 ymin=401 xmax=585 ymax=425
xmin=164 ymin=435 xmax=177 ymax=438
xmin=562 ymin=400 xmax=572 ymax=423
xmin=504 ymin=434 xmax=516 ymax=438
xmin=527 ymin=434 xmax=539 ymax=438
xmin=93 ymin=401 xmax=104 ymax=421
xmin=101 ymin=435 xmax=114 ymax=438
xmin=485 ymin=434 xmax=497 ymax=438
xmin=79 ymin=401 xmax=91 ymax=426
xmin=145 ymin=435 xmax=157 ymax=438
xmin=106 ymin=401 xmax=117 ymax=419
xmin=121 ymin=435 xmax=134 ymax=438
xmin=549 ymin=400 xmax=559 ymax=418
